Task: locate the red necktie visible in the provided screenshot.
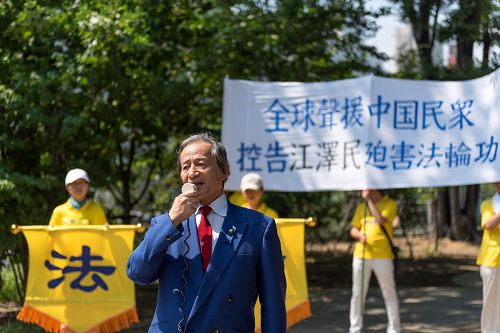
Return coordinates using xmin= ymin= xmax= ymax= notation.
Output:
xmin=197 ymin=206 xmax=213 ymax=271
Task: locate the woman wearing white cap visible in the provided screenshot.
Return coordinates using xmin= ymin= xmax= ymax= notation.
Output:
xmin=239 ymin=172 xmax=279 ymax=219
xmin=49 ymin=169 xmax=108 ymax=333
xmin=48 ymin=168 xmax=108 ymax=226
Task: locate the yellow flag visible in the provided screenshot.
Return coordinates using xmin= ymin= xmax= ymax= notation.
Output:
xmin=16 ymin=225 xmax=139 ymax=333
xmin=255 ymin=219 xmax=312 ymax=332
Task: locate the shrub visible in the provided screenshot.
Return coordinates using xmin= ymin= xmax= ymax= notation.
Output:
xmin=1 ymin=320 xmax=45 ymax=333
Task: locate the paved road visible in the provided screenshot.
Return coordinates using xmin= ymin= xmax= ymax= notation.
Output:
xmin=288 ymin=286 xmax=481 ymax=332
xmin=288 ymin=272 xmax=482 ymax=333
xmin=122 ymin=272 xmax=482 ymax=333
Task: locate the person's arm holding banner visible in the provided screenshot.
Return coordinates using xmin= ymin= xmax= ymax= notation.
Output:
xmin=483 ymin=209 xmax=500 ymax=229
xmin=362 ymin=189 xmax=387 ymax=225
xmin=350 ymin=226 xmax=366 ymax=244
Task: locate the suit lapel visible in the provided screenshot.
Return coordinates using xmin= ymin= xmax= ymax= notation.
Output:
xmin=187 ymin=203 xmax=248 ymax=321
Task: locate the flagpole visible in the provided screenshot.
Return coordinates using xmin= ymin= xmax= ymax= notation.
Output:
xmin=11 ymin=223 xmax=145 ymax=233
xmin=360 ymin=202 xmax=367 ymax=317
xmin=275 ymin=217 xmax=317 ymax=227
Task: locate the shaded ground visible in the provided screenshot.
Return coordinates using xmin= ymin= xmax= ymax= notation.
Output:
xmin=121 ymin=235 xmax=482 ymax=332
xmin=288 ymin=284 xmax=481 ymax=333
xmin=289 ymin=236 xmax=482 ymax=332
xmin=1 ymin=236 xmax=483 ymax=332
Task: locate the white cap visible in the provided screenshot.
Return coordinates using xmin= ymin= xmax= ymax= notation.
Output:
xmin=240 ymin=173 xmax=264 ymax=192
xmin=65 ymin=168 xmax=90 ymax=185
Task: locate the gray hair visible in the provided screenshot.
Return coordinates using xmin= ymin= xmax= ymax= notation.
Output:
xmin=177 ymin=132 xmax=231 ymax=183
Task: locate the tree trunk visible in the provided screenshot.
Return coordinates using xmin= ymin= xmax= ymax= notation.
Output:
xmin=408 ymin=0 xmax=441 ymax=79
xmin=426 ymin=198 xmax=436 ymax=235
xmin=427 ymin=195 xmax=439 ymax=252
xmin=448 ymin=186 xmax=478 ymax=241
xmin=457 ymin=0 xmax=481 ymax=71
xmin=465 ymin=184 xmax=480 ymax=242
xmin=457 ymin=39 xmax=475 ymax=70
xmin=482 ymin=28 xmax=491 ymax=69
xmin=122 ymin=168 xmax=132 ymax=225
xmin=449 ymin=186 xmax=462 ymax=240
xmin=435 ymin=188 xmax=450 ymax=237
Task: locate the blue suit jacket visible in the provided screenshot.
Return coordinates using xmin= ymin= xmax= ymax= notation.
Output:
xmin=127 ymin=202 xmax=286 ymax=333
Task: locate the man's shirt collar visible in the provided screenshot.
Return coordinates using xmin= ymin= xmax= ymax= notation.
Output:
xmin=196 ymin=193 xmax=228 ymax=217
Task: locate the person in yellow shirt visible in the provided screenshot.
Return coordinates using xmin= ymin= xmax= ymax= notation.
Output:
xmin=228 ymin=190 xmax=245 ymax=207
xmin=235 ymin=173 xmax=278 ymax=218
xmin=477 ymin=182 xmax=500 ymax=333
xmin=49 ymin=169 xmax=107 ymax=333
xmin=349 ymin=189 xmax=400 ymax=333
xmin=49 ymin=168 xmax=107 ymax=226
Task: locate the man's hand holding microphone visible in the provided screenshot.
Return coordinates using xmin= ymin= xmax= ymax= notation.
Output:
xmin=169 ymin=183 xmax=199 ymax=227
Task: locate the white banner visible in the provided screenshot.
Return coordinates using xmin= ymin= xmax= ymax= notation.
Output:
xmin=222 ymin=70 xmax=500 ymax=191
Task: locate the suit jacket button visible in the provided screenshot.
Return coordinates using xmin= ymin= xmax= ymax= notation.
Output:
xmin=173 ymin=289 xmax=180 ymax=295
xmin=165 ymin=235 xmax=172 ymax=241
xmin=226 ymin=294 xmax=233 ymax=302
xmin=211 ymin=329 xmax=219 ymax=333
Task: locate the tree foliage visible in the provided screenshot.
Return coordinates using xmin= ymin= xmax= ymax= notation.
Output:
xmin=391 ymin=0 xmax=499 ymax=78
xmin=389 ymin=0 xmax=499 ymax=242
xmin=389 ymin=0 xmax=445 ymax=78
xmin=0 ymin=0 xmax=385 ymax=300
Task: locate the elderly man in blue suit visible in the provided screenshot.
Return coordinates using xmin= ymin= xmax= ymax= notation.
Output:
xmin=127 ymin=132 xmax=286 ymax=333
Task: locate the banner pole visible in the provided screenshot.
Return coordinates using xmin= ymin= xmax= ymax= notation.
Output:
xmin=274 ymin=217 xmax=317 ymax=227
xmin=360 ymin=202 xmax=367 ymax=317
xmin=11 ymin=223 xmax=145 ymax=233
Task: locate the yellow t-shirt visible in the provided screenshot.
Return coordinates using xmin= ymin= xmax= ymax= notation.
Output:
xmin=352 ymin=196 xmax=398 ymax=259
xmin=49 ymin=199 xmax=108 ymax=226
xmin=228 ymin=191 xmax=245 ymax=206
xmin=476 ymin=198 xmax=500 ymax=267
xmin=244 ymin=202 xmax=279 ymax=219
xmin=229 ymin=191 xmax=279 ymax=219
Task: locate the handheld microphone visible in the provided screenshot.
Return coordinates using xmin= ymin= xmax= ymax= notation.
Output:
xmin=181 ymin=183 xmax=197 ymax=193
xmin=178 ymin=182 xmax=196 ymax=333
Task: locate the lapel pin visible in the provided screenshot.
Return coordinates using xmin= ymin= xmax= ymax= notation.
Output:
xmin=229 ymin=226 xmax=237 ymax=234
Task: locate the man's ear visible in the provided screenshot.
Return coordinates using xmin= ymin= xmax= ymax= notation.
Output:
xmin=221 ymin=171 xmax=229 ymax=183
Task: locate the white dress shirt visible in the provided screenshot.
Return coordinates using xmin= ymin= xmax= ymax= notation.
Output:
xmin=195 ymin=193 xmax=228 ymax=253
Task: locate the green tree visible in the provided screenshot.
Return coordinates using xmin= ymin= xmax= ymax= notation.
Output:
xmin=1 ymin=0 xmax=386 ymax=298
xmin=390 ymin=0 xmax=445 ymax=78
xmin=440 ymin=0 xmax=498 ymax=71
xmin=0 ymin=0 xmax=195 ymax=300
xmin=178 ymin=0 xmax=389 ymax=230
xmin=390 ymin=0 xmax=499 ymax=242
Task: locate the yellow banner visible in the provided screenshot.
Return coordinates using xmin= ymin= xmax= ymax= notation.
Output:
xmin=16 ymin=225 xmax=138 ymax=333
xmin=255 ymin=219 xmax=312 ymax=331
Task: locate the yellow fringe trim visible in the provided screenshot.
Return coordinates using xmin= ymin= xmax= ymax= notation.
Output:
xmin=16 ymin=304 xmax=139 ymax=333
xmin=255 ymin=300 xmax=311 ymax=333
